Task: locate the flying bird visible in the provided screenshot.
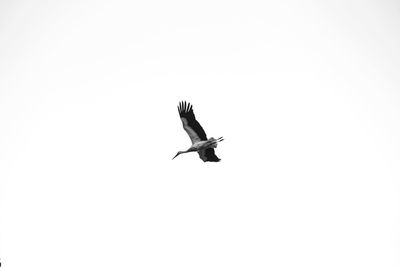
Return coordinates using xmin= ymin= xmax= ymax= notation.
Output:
xmin=173 ymin=101 xmax=224 ymax=162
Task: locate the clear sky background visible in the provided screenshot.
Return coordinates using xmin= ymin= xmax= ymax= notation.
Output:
xmin=0 ymin=0 xmax=399 ymax=266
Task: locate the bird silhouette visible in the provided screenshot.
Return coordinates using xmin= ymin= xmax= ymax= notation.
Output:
xmin=173 ymin=101 xmax=223 ymax=162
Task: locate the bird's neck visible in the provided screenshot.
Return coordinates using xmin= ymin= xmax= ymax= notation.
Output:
xmin=187 ymin=147 xmax=198 ymax=152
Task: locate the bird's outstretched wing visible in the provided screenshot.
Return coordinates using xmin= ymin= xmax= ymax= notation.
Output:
xmin=178 ymin=101 xmax=207 ymax=144
xmin=198 ymin=148 xmax=221 ymax=162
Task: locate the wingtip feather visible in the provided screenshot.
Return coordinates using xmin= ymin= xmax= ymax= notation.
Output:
xmin=177 ymin=100 xmax=196 ymax=118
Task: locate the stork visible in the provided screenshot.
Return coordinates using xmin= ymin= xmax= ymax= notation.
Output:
xmin=173 ymin=101 xmax=224 ymax=162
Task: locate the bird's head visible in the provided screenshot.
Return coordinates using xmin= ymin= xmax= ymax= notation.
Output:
xmin=172 ymin=151 xmax=183 ymax=160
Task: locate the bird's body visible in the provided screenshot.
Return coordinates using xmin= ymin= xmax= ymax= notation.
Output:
xmin=173 ymin=101 xmax=223 ymax=162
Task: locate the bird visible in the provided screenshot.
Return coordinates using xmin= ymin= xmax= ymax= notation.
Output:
xmin=173 ymin=101 xmax=224 ymax=162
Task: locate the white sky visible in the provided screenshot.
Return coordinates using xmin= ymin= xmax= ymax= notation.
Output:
xmin=1 ymin=0 xmax=400 ymax=266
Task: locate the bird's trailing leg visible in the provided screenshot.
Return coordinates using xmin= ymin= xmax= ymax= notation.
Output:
xmin=208 ymin=137 xmax=224 ymax=148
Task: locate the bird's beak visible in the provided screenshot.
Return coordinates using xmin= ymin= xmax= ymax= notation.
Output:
xmin=172 ymin=152 xmax=180 ymax=160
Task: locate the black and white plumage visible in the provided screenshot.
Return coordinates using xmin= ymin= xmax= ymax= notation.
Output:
xmin=173 ymin=101 xmax=223 ymax=162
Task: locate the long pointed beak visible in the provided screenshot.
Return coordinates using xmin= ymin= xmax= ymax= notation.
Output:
xmin=172 ymin=153 xmax=179 ymax=160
